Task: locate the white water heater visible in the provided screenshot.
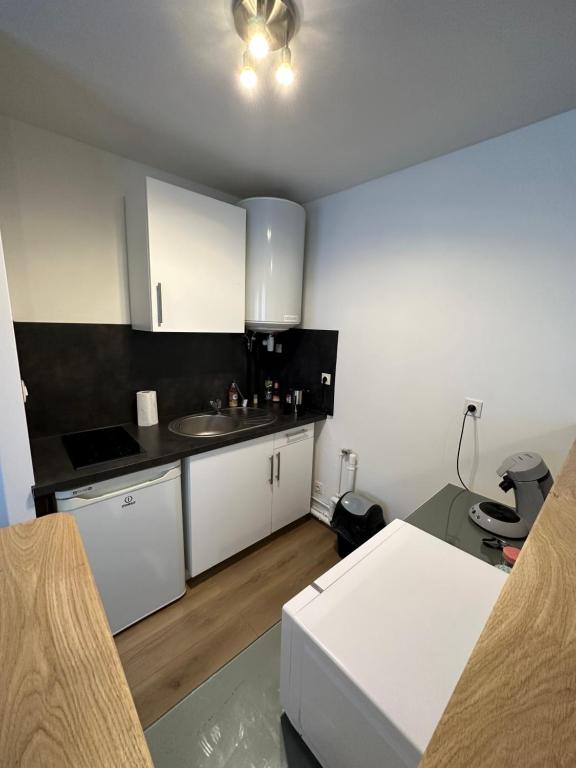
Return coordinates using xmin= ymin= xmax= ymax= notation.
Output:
xmin=239 ymin=197 xmax=306 ymax=333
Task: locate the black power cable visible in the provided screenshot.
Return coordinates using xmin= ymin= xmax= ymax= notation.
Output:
xmin=456 ymin=405 xmax=477 ymax=491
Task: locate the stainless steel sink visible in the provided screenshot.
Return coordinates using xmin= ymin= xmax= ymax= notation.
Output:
xmin=168 ymin=407 xmax=276 ymax=438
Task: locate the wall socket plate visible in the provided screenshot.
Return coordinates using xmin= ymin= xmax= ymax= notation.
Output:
xmin=463 ymin=398 xmax=484 ymax=418
xmin=321 ymin=373 xmax=332 ymax=386
xmin=313 ymin=480 xmax=324 ymax=496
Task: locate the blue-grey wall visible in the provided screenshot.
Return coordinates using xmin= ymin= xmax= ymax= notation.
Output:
xmin=303 ymin=109 xmax=576 ymax=519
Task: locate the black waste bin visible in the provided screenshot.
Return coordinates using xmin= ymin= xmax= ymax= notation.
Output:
xmin=331 ymin=492 xmax=385 ymax=558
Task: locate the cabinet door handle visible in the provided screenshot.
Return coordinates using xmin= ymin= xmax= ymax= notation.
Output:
xmin=287 ymin=429 xmax=309 ymax=443
xmin=156 ymin=282 xmax=163 ymax=326
xmin=269 ymin=455 xmax=274 ymax=485
xmin=275 ymin=451 xmax=281 ymax=483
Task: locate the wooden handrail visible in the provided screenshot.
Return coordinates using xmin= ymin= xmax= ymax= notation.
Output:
xmin=0 ymin=513 xmax=153 ymax=768
xmin=420 ymin=440 xmax=576 ymax=767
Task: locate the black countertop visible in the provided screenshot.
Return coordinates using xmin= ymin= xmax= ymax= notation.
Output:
xmin=31 ymin=409 xmax=327 ymax=498
xmin=407 ymin=483 xmax=526 ymax=565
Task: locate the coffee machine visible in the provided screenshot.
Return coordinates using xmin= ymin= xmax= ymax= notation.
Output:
xmin=469 ymin=452 xmax=553 ymax=538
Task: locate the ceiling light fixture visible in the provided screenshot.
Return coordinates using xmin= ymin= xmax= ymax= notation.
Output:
xmin=232 ymin=0 xmax=299 ymax=91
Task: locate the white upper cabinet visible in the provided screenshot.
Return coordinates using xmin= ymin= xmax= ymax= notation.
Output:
xmin=126 ymin=177 xmax=246 ymax=332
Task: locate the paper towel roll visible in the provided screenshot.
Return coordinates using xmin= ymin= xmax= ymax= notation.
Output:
xmin=137 ymin=390 xmax=158 ymax=427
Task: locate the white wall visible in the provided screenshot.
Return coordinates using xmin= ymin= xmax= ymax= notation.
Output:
xmin=0 ymin=230 xmax=35 ymax=526
xmin=0 ymin=116 xmax=236 ymax=324
xmin=304 ymin=110 xmax=576 ymax=520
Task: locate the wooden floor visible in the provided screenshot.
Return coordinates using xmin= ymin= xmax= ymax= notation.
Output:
xmin=115 ymin=517 xmax=339 ymax=728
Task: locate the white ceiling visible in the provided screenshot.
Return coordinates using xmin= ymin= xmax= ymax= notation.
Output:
xmin=1 ymin=0 xmax=575 ymax=202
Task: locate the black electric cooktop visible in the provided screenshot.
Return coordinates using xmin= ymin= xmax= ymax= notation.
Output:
xmin=62 ymin=426 xmax=144 ymax=469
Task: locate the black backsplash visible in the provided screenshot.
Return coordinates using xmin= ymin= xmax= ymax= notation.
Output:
xmin=251 ymin=329 xmax=338 ymax=415
xmin=14 ymin=323 xmax=338 ymax=439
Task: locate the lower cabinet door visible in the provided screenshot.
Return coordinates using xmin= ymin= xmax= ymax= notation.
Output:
xmin=272 ymin=437 xmax=314 ymax=533
xmin=184 ymin=435 xmax=274 ymax=577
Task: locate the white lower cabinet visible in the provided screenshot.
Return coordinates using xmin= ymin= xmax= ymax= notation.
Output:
xmin=183 ymin=425 xmax=314 ymax=577
xmin=272 ymin=427 xmax=314 ymax=533
xmin=183 ymin=434 xmax=274 ymax=578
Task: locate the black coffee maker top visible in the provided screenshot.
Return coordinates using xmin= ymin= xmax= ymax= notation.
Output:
xmin=62 ymin=426 xmax=144 ymax=469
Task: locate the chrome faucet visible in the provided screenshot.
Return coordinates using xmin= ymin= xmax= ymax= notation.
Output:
xmin=209 ymin=398 xmax=222 ymax=413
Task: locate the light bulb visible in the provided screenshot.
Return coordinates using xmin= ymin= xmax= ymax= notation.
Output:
xmin=275 ymin=47 xmax=294 ymax=86
xmin=239 ymin=51 xmax=257 ymax=90
xmin=249 ymin=32 xmax=269 ymax=59
xmin=248 ymin=17 xmax=269 ymax=59
xmin=276 ymin=62 xmax=294 ymax=86
xmin=240 ymin=65 xmax=257 ymax=89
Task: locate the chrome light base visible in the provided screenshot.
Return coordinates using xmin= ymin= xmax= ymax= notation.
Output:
xmin=232 ymin=0 xmax=298 ymax=52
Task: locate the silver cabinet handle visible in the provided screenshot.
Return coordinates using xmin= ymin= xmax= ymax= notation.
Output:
xmin=156 ymin=282 xmax=163 ymax=326
xmin=275 ymin=451 xmax=281 ymax=483
xmin=287 ymin=429 xmax=309 ymax=443
xmin=269 ymin=455 xmax=274 ymax=485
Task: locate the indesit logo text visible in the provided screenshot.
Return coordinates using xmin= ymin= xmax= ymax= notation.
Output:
xmin=121 ymin=495 xmax=136 ymax=508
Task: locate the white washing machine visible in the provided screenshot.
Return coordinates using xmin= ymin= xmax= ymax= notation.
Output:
xmin=281 ymin=519 xmax=507 ymax=768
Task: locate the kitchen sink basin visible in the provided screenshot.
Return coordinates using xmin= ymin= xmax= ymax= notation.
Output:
xmin=168 ymin=407 xmax=276 ymax=438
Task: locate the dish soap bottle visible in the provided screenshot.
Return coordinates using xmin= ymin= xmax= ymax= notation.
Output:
xmin=228 ymin=381 xmax=239 ymax=408
xmin=272 ymin=381 xmax=281 ymax=403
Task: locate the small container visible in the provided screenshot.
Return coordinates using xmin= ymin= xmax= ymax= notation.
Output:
xmin=272 ymin=381 xmax=281 ymax=403
xmin=228 ymin=381 xmax=239 ymax=408
xmin=503 ymin=546 xmax=521 ymax=566
xmin=293 ymin=389 xmax=303 ymax=414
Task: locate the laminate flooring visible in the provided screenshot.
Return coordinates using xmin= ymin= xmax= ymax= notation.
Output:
xmin=115 ymin=517 xmax=339 ymax=728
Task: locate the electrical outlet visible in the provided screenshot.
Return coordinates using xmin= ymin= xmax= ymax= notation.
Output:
xmin=313 ymin=480 xmax=324 ymax=496
xmin=321 ymin=372 xmax=332 ymax=386
xmin=463 ymin=398 xmax=483 ymax=418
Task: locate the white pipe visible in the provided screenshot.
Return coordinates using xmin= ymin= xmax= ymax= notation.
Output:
xmin=311 ymin=494 xmax=332 ymax=510
xmin=310 ymin=494 xmax=334 ymax=526
xmin=338 ymin=450 xmax=358 ymax=496
xmin=342 ymin=451 xmax=358 ymax=494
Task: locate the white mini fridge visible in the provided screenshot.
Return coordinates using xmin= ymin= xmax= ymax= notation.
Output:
xmin=281 ymin=519 xmax=507 ymax=768
xmin=56 ymin=461 xmax=186 ymax=634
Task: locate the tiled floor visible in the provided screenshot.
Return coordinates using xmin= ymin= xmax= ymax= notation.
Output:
xmin=145 ymin=624 xmax=321 ymax=768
